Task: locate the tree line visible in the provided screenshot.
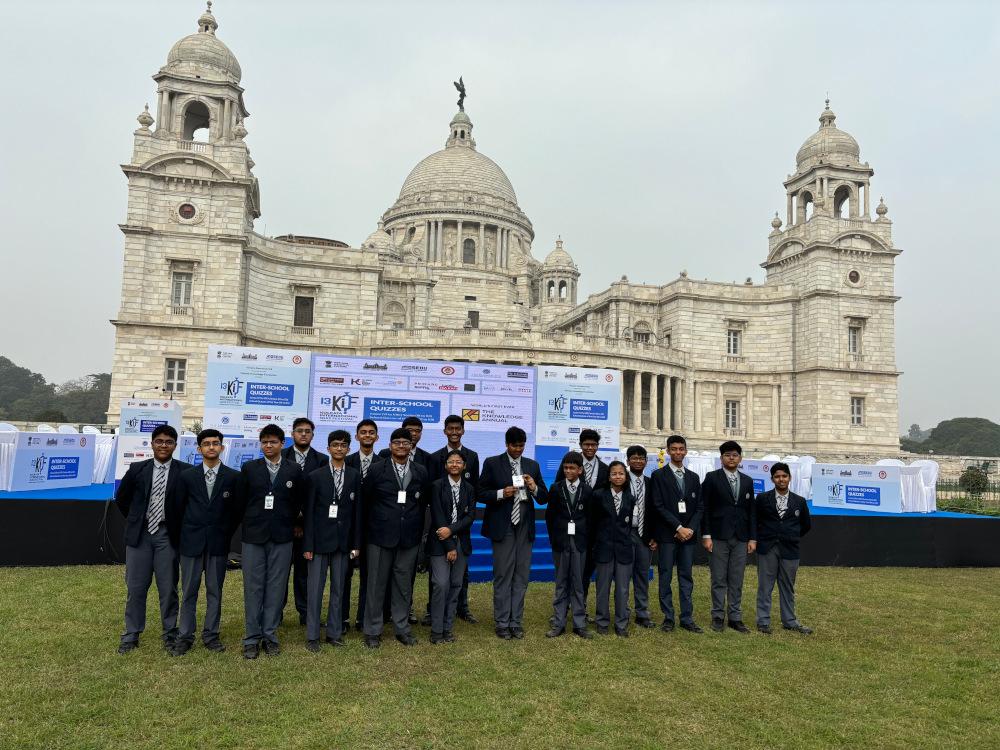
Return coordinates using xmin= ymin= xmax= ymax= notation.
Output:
xmin=0 ymin=356 xmax=110 ymax=424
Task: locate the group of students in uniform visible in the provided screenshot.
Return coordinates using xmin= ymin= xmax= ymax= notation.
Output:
xmin=115 ymin=415 xmax=812 ymax=659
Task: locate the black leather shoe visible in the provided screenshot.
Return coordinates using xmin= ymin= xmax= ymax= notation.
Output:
xmin=306 ymin=639 xmax=322 ymax=653
xmin=596 ymin=625 xmax=609 ymax=635
xmin=407 ymin=609 xmax=418 ymax=625
xmin=299 ymin=613 xmax=307 ymax=626
xmin=162 ymin=637 xmax=176 ymax=652
xmin=546 ymin=626 xmax=565 ymax=638
xmin=262 ymin=641 xmax=281 ymax=656
xmin=511 ymin=626 xmax=525 ymax=640
xmin=443 ymin=630 xmax=456 ymax=642
xmin=636 ymin=617 xmax=656 ymax=629
xmin=458 ymin=612 xmax=479 ymax=624
xmin=396 ymin=632 xmax=419 ymax=647
xmin=170 ymin=641 xmax=191 ymax=657
xmin=364 ymin=636 xmax=381 ymax=649
xmin=784 ymin=624 xmax=813 ymax=634
xmin=326 ymin=636 xmax=347 ymax=647
xmin=757 ymin=624 xmax=772 ymax=634
xmin=615 ymin=627 xmax=629 ymax=638
xmin=430 ymin=631 xmax=445 ymax=645
xmin=117 ymin=641 xmax=138 ymax=654
xmin=728 ymin=620 xmax=750 ymax=634
xmin=573 ymin=627 xmax=594 ymax=640
xmin=710 ymin=618 xmax=725 ymax=632
xmin=660 ymin=619 xmax=675 ymax=633
xmin=243 ymin=643 xmax=259 ymax=660
xmin=586 ymin=615 xmax=596 ymax=625
xmin=421 ymin=612 xmax=433 ymax=627
xmin=496 ymin=627 xmax=513 ymax=640
xmin=355 ymin=621 xmax=364 ymax=632
xmin=204 ymin=639 xmax=226 ymax=653
xmin=680 ymin=622 xmax=703 ymax=634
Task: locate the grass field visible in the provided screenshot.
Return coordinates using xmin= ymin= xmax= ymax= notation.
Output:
xmin=1 ymin=565 xmax=998 ymax=749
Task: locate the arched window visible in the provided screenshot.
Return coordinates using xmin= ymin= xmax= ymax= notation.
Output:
xmin=834 ymin=185 xmax=852 ymax=218
xmin=463 ymin=239 xmax=476 ymax=264
xmin=460 ymin=130 xmax=465 ymax=138
xmin=182 ymin=100 xmax=211 ymax=141
xmin=559 ymin=281 xmax=567 ymax=299
xmin=382 ymin=301 xmax=405 ymax=329
xmin=547 ymin=281 xmax=556 ymax=299
xmin=798 ymin=190 xmax=814 ymax=223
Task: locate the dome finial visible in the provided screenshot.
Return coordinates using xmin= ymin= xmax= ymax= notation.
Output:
xmin=198 ymin=0 xmax=218 ymax=34
xmin=771 ymin=211 xmax=782 ymax=230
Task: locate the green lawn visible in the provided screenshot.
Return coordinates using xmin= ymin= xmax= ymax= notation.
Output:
xmin=1 ymin=565 xmax=998 ymax=749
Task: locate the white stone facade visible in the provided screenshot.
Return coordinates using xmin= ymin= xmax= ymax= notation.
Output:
xmin=108 ymin=6 xmax=901 ymax=455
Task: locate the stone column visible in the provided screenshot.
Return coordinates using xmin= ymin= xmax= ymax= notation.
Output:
xmin=649 ymin=374 xmax=658 ymax=431
xmin=771 ymin=384 xmax=780 ymax=435
xmin=694 ymin=382 xmax=701 ymax=432
xmin=663 ymin=376 xmax=673 ymax=431
xmin=457 ymin=220 xmax=463 ymax=262
xmin=437 ymin=220 xmax=443 ymax=261
xmin=479 ymin=223 xmax=485 ymax=264
xmin=633 ymin=371 xmax=642 ymax=430
xmin=746 ymin=385 xmax=753 ymax=437
xmin=223 ymin=99 xmax=231 ymax=139
xmin=715 ymin=383 xmax=724 ymax=435
xmin=786 ymin=193 xmax=793 ymax=227
xmin=864 ymin=183 xmax=870 ymax=216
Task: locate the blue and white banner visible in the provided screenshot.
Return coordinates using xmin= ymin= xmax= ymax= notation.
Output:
xmin=811 ymin=463 xmax=903 ymax=514
xmin=534 ymin=366 xmax=621 ymax=483
xmin=115 ymin=398 xmax=185 ymax=482
xmin=204 ymin=345 xmax=312 ymax=438
xmin=7 ymin=433 xmax=96 ymax=492
xmin=309 ymin=356 xmax=537 ymax=459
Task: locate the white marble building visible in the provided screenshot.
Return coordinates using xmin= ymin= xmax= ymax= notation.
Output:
xmin=108 ymin=4 xmax=901 ymax=453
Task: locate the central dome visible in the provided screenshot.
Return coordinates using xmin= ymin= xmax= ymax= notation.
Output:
xmin=796 ymin=101 xmax=860 ymax=170
xmin=164 ymin=3 xmax=242 ymax=83
xmin=399 ymin=147 xmax=517 ymax=204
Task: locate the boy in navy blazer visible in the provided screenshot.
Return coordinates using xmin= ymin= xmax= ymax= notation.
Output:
xmin=754 ymin=462 xmax=812 ymax=634
xmin=343 ymin=419 xmax=382 ymax=632
xmin=427 ymin=449 xmax=476 ymax=644
xmin=115 ymin=424 xmax=193 ymax=654
xmin=589 ymin=460 xmax=637 ymax=637
xmin=302 ymin=430 xmax=362 ymax=651
xmin=624 ymin=446 xmax=657 ymax=629
xmin=169 ymin=429 xmax=240 ymax=656
xmin=543 ymin=452 xmax=593 ymax=640
xmin=477 ymin=426 xmax=548 ymax=640
xmin=701 ymin=440 xmax=757 ymax=634
xmin=650 ymin=435 xmax=705 ymax=634
xmin=235 ymin=423 xmax=306 ymax=658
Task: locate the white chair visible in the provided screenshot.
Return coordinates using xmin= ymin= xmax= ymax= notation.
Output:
xmin=82 ymin=426 xmax=101 ymax=435
xmin=183 ymin=431 xmax=196 ymax=437
xmin=875 ymin=458 xmax=906 ymax=466
xmin=58 ymin=425 xmax=78 ymax=433
xmin=686 ymin=450 xmax=699 ymax=456
xmin=781 ymin=455 xmax=800 ymax=463
xmin=36 ymin=424 xmax=57 ymax=433
xmin=0 ymin=423 xmax=17 ymax=432
xmin=761 ymin=454 xmax=781 ymax=461
xmin=909 ymin=460 xmax=940 ymax=513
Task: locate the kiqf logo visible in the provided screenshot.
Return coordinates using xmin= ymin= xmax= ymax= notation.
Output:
xmin=828 ymin=482 xmax=843 ymax=498
xmin=126 ymin=417 xmax=139 ymax=429
xmin=548 ymin=395 xmax=567 ymax=412
xmin=30 ymin=454 xmax=48 ymax=475
xmin=320 ymin=393 xmax=355 ymax=412
xmin=221 ymin=378 xmax=244 ymax=397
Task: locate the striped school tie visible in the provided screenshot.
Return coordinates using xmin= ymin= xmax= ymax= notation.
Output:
xmin=148 ymin=464 xmax=167 ymax=535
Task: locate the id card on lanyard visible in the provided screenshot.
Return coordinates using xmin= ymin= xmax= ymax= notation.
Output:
xmin=265 ymin=469 xmax=278 ymax=510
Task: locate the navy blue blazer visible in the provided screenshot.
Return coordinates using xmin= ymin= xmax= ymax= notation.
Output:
xmin=282 ymin=445 xmax=329 ymax=475
xmin=588 ymin=487 xmax=635 ymax=564
xmin=754 ymin=490 xmax=811 ymax=560
xmin=650 ymin=465 xmax=705 ymax=545
xmin=427 ymin=477 xmax=476 ymax=556
xmin=302 ymin=464 xmax=363 ymax=555
xmin=115 ymin=458 xmax=194 ymax=548
xmin=477 ymin=453 xmax=548 ymax=542
xmin=170 ymin=463 xmax=240 ymax=557
xmin=428 ymin=445 xmax=480 ymax=486
xmin=626 ymin=473 xmax=656 ymax=544
xmin=554 ymin=457 xmax=610 ymax=491
xmin=542 ymin=479 xmax=592 ymax=554
xmin=235 ymin=458 xmax=306 ymax=545
xmin=362 ymin=459 xmax=430 ymax=549
xmin=345 ymin=450 xmax=383 ymax=480
xmin=700 ymin=468 xmax=757 ymax=542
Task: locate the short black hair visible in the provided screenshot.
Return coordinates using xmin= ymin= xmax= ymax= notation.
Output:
xmin=401 ymin=416 xmax=423 ymax=429
xmin=327 ymin=429 xmax=351 ymax=446
xmin=626 ymin=445 xmax=647 ymax=459
xmin=579 ymin=429 xmax=600 ymax=445
xmin=505 ymin=426 xmax=527 ymax=445
xmin=719 ymin=440 xmax=742 ymax=456
xmin=770 ymin=462 xmax=791 ymax=477
xmin=259 ymin=424 xmax=284 ymax=443
xmin=196 ymin=428 xmax=224 ymax=445
xmin=560 ymin=451 xmax=583 ymax=468
xmin=292 ymin=417 xmax=315 ymax=431
xmin=444 ymin=449 xmax=467 ymax=464
xmin=607 ymin=460 xmax=627 ymax=476
xmin=151 ymin=424 xmax=178 ymax=441
xmin=444 ymin=414 xmax=465 ymax=428
xmin=666 ymin=434 xmax=687 ymax=448
xmin=390 ymin=427 xmax=412 ymax=443
xmin=356 ymin=419 xmax=378 ymax=434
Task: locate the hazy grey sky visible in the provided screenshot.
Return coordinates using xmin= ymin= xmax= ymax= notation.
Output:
xmin=1 ymin=0 xmax=997 ymax=431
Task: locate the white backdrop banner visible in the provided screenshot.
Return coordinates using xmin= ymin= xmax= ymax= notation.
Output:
xmin=810 ymin=464 xmax=903 ymax=514
xmin=114 ymin=399 xmax=184 ymax=483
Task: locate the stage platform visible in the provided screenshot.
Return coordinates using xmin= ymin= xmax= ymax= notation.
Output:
xmin=1 ymin=489 xmax=997 ymax=569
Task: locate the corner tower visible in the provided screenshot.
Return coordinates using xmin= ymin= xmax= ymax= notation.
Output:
xmin=108 ymin=2 xmax=260 ymax=424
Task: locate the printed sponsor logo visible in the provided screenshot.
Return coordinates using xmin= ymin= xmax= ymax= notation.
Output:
xmin=507 ymin=371 xmax=529 ymax=379
xmin=319 ymin=393 xmax=356 ymax=412
xmin=440 ymin=366 xmax=456 ymax=375
xmin=363 ymin=363 xmax=389 ymax=371
xmin=879 ymin=470 xmax=887 ymax=479
xmin=763 ymin=464 xmax=769 ymax=472
xmin=605 ymin=374 xmax=614 ymax=382
xmin=840 ymin=470 xmax=853 ymax=477
xmin=79 ymin=437 xmax=87 ymax=447
xmin=858 ymin=470 xmax=873 ymax=477
xmin=221 ymin=417 xmax=230 ymax=425
xmin=563 ymin=372 xmax=578 ymax=380
xmin=259 ymin=415 xmax=272 ymax=420
xmin=124 ymin=453 xmax=135 ymax=458
xmin=319 ymin=377 xmax=345 ymax=384
xmin=438 ymin=384 xmax=458 ymax=391
xmin=292 ymin=355 xmax=303 ymax=364
xmin=463 ymin=384 xmax=476 ymax=392
xmin=550 ymin=429 xmax=558 ymax=437
xmin=483 ymin=368 xmax=491 ymax=375
xmin=826 ymin=482 xmax=844 ymax=504
xmin=324 ymin=360 xmax=350 ymax=368
xmin=351 ymin=378 xmax=372 ymax=386
xmin=241 ymin=353 xmax=258 ymax=361
xmin=221 ymin=378 xmax=244 ymax=397
xmin=821 ymin=468 xmax=834 ymax=476
xmin=266 ymin=354 xmax=284 ymax=361
xmin=462 ymin=409 xmax=480 ymax=421
xmin=568 ymin=427 xmax=580 ymax=434
xmin=548 ymin=395 xmax=567 ymax=413
xmin=243 ymin=414 xmax=258 ymax=421
xmin=46 ymin=438 xmax=59 ymax=446
xmin=62 ymin=438 xmax=76 ymax=445
xmin=401 ymin=365 xmax=428 ymax=372
xmin=517 ymin=387 xmax=533 ymax=394
xmin=584 ymin=373 xmax=599 ymax=380
xmin=30 ymin=454 xmax=48 ymax=477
